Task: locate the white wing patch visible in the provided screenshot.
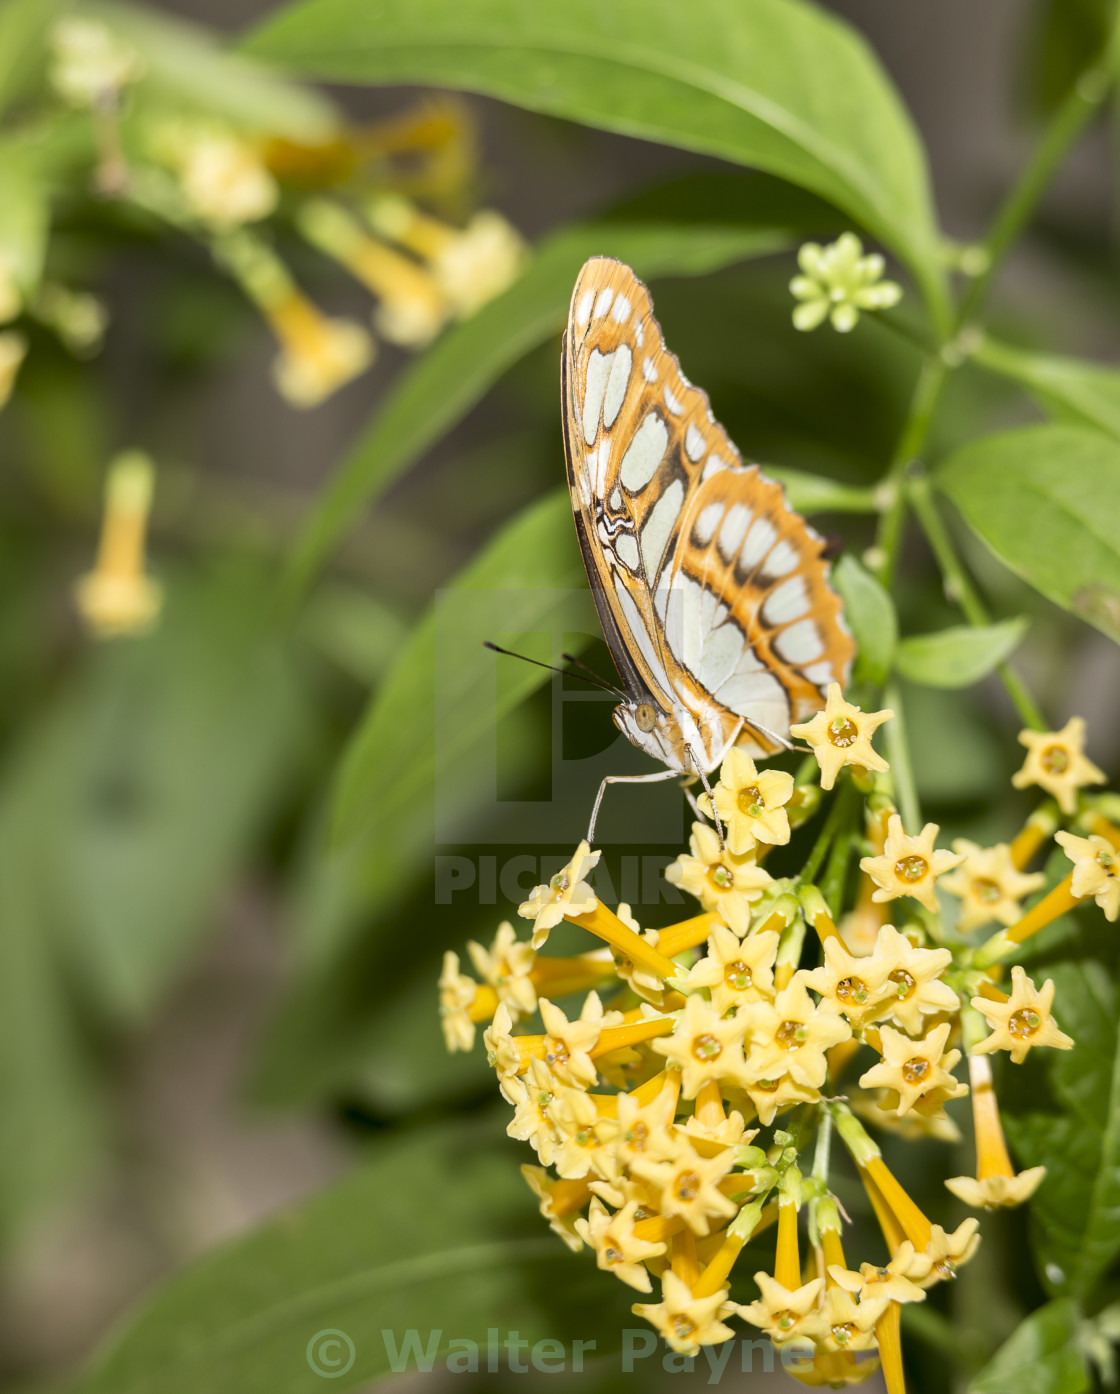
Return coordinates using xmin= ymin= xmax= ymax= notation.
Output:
xmin=775 ymin=618 xmax=824 ymax=664
xmin=641 ymin=479 xmax=684 ymax=586
xmin=761 ymin=575 xmax=810 ymax=626
xmin=611 ymin=293 xmax=632 ymax=323
xmin=764 ymin=539 xmax=800 ymax=578
xmin=602 ymin=343 xmax=632 ymax=429
xmin=663 ymin=385 xmax=684 ymax=415
xmin=691 ymin=501 xmax=723 ymax=547
xmin=575 ymin=289 xmax=594 ymax=328
xmin=740 ymin=516 xmax=777 ymax=572
xmin=717 ymin=504 xmax=751 ymax=562
xmin=620 ymin=413 xmax=668 ymax=492
xmin=685 ymin=423 xmax=705 ymax=462
xmin=616 ymin=533 xmax=640 ymax=572
xmin=593 ymin=287 xmax=613 ymax=319
xmin=583 ymin=349 xmax=614 ymax=445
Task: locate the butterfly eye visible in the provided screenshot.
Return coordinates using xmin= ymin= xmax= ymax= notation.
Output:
xmin=635 ymin=702 xmax=657 ymax=733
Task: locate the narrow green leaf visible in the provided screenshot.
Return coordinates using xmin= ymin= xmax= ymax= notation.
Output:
xmin=969 ymin=1300 xmax=1088 ymax=1394
xmin=938 ymin=424 xmax=1120 ymax=645
xmin=87 ymin=0 xmax=338 ymax=138
xmin=1005 ymin=962 xmax=1120 ymax=1302
xmin=894 ymin=616 xmax=1028 ymax=689
xmin=331 ymin=488 xmax=589 ymax=848
xmin=0 ymin=0 xmax=61 ymax=115
xmin=244 ymin=0 xmax=946 ymax=320
xmin=765 ymin=465 xmax=879 ymax=515
xmin=975 ymin=338 xmax=1120 ymax=443
xmin=0 ymin=141 xmax=50 ymax=292
xmin=287 ymin=204 xmax=802 ymax=594
xmin=75 ymin=1123 xmax=631 ymax=1394
xmin=832 ymin=552 xmax=897 ymax=686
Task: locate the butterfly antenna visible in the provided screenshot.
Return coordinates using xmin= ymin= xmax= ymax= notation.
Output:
xmin=561 ymin=651 xmax=626 ymax=699
xmin=483 ymin=642 xmax=621 ymax=696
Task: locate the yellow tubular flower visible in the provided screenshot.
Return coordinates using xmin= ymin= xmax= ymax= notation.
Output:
xmin=970 ymin=965 xmax=1073 ymax=1064
xmin=828 ymin=1258 xmax=926 ymax=1306
xmin=629 ymin=1136 xmax=738 ymax=1236
xmin=1012 ymin=717 xmax=1105 ymax=814
xmin=518 ymin=841 xmax=601 ymax=948
xmin=1055 ymin=830 xmax=1120 ymax=921
xmin=864 ymin=924 xmax=957 ymax=1034
xmin=676 ymin=924 xmax=779 ymax=1014
xmin=438 ymin=950 xmax=480 ymax=1052
xmin=709 ymin=746 xmax=794 ymax=855
xmin=538 ymin=993 xmax=620 ymax=1088
xmin=802 ymin=935 xmax=894 ymax=1027
xmin=739 ymin=1074 xmax=820 ymax=1127
xmin=177 ymin=132 xmax=278 ymax=230
xmin=944 ymin=1053 xmax=1046 ymax=1209
xmin=632 ymin=1270 xmax=737 ymax=1356
xmin=521 ymin=1165 xmax=589 ymax=1251
xmin=549 ymin=1087 xmax=620 ymax=1181
xmin=74 ymin=452 xmax=163 ymax=639
xmin=858 ymin=1023 xmax=965 ymax=1117
xmin=940 ymin=840 xmax=1046 ymax=931
xmin=789 ymin=683 xmax=893 ymax=790
xmin=482 ymin=1002 xmax=521 ymax=1082
xmin=737 ymin=1272 xmax=824 ymax=1345
xmin=666 ymin=822 xmax=773 ymax=935
xmin=650 ymin=993 xmax=750 ymax=1099
xmin=575 ymin=1197 xmax=667 ymax=1291
xmin=613 ymin=1086 xmax=678 ymax=1170
xmin=859 ymin=814 xmax=964 ymax=913
xmin=814 ymin=1286 xmax=889 ymax=1353
xmin=466 ymin=921 xmax=538 ymax=1017
xmin=743 ymin=976 xmax=852 ymax=1090
xmin=905 ymin=1220 xmax=981 ymax=1288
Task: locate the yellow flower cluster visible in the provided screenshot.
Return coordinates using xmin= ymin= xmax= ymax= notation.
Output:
xmin=441 ymin=698 xmax=1115 ymax=1387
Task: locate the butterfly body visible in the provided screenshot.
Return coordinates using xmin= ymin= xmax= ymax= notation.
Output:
xmin=562 ymin=257 xmax=854 ymax=811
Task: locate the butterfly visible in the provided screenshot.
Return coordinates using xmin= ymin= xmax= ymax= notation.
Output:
xmin=562 ymin=257 xmax=855 ymax=841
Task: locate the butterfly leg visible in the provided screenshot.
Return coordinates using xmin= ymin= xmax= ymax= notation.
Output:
xmin=680 ymin=775 xmax=705 ymax=822
xmin=688 ymin=754 xmax=726 ymax=854
xmin=586 ymin=768 xmax=681 ymax=846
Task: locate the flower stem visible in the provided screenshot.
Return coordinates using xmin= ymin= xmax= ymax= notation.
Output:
xmin=882 ymin=680 xmax=920 ymax=833
xmin=873 ymin=355 xmax=949 ymax=588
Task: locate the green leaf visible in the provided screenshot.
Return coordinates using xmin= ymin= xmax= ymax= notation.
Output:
xmin=765 ymin=465 xmax=879 ymax=515
xmin=969 ymin=1300 xmax=1088 ymax=1394
xmin=894 ymin=616 xmax=1028 ymax=689
xmin=1004 ymin=961 xmax=1120 ymax=1301
xmin=287 ymin=197 xmax=804 ymax=594
xmin=75 ymin=1123 xmax=632 ymax=1394
xmin=0 ymin=141 xmax=50 ymax=292
xmin=331 ymin=488 xmax=589 ymax=849
xmin=53 ymin=569 xmax=315 ymax=1022
xmin=832 ymin=552 xmax=896 ymax=686
xmin=86 ymin=0 xmax=338 ymax=138
xmin=245 ymin=0 xmax=946 ymax=320
xmin=1022 ymin=0 xmax=1112 ymax=115
xmin=0 ymin=0 xmax=62 ymax=115
xmin=975 ymin=338 xmax=1120 ymax=443
xmin=938 ymin=424 xmax=1120 ymax=645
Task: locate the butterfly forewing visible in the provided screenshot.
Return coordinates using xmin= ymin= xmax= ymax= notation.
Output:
xmin=563 ymin=256 xmax=854 ymax=772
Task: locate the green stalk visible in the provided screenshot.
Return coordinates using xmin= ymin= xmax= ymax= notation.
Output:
xmin=882 ymin=679 xmax=920 ymax=832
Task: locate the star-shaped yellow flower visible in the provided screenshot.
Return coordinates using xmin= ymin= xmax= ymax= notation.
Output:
xmin=944 ymin=1168 xmax=1046 ymax=1210
xmin=632 ymin=1271 xmax=738 ymax=1356
xmin=575 ymin=1197 xmax=667 ymax=1291
xmin=467 ymin=921 xmax=538 ymax=1016
xmin=665 ymin=821 xmax=773 ymax=936
xmin=737 ymin=1272 xmax=824 ymax=1344
xmin=814 ymin=1286 xmax=890 ymax=1353
xmin=549 ymin=1087 xmax=620 ymax=1181
xmin=742 ymin=976 xmax=851 ymax=1090
xmin=864 ymin=924 xmax=958 ymax=1035
xmin=650 ymin=992 xmax=750 ymax=1099
xmin=1055 ymin=830 xmax=1120 ymax=921
xmin=828 ymin=1257 xmax=927 ymax=1306
xmin=789 ymin=683 xmax=893 ymax=790
xmin=859 ymin=814 xmax=964 ymax=913
xmin=518 ymin=841 xmax=601 ymax=948
xmin=802 ymin=935 xmax=894 ymax=1027
xmin=858 ymin=1022 xmax=964 ymax=1116
xmin=629 ymin=1135 xmax=738 ymax=1236
xmin=538 ymin=992 xmax=619 ymax=1088
xmin=1012 ymin=716 xmax=1105 ymax=815
xmin=940 ymin=841 xmax=1046 ymax=932
xmin=675 ymin=924 xmax=779 ymax=1014
xmin=438 ymin=950 xmax=479 ymax=1053
xmin=708 ymin=746 xmax=794 ymax=855
xmin=970 ymin=965 xmax=1074 ymax=1064
xmin=521 ymin=1164 xmax=586 ymax=1251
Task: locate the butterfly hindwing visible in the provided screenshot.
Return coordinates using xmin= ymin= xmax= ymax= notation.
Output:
xmin=563 ymin=256 xmax=853 ymax=771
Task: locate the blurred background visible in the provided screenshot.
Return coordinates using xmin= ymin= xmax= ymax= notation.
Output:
xmin=1 ymin=0 xmax=1118 ymax=1388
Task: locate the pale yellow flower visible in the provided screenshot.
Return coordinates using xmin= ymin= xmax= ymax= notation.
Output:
xmin=650 ymin=992 xmax=750 ymax=1099
xmin=665 ymin=821 xmax=772 ymax=936
xmin=74 ymin=452 xmax=163 ymax=638
xmin=550 ymin=1087 xmax=620 ymax=1181
xmin=789 ymin=683 xmax=893 ymax=790
xmin=858 ymin=1022 xmax=964 ymax=1116
xmin=828 ymin=1257 xmax=926 ymax=1306
xmin=813 ymin=1286 xmax=890 ymax=1353
xmin=940 ymin=840 xmax=1045 ymax=931
xmin=742 ymin=976 xmax=851 ymax=1090
xmin=49 ymin=17 xmax=143 ymax=106
xmin=737 ymin=1272 xmax=824 ymax=1344
xmin=802 ymin=934 xmax=894 ymax=1027
xmin=944 ymin=1169 xmax=1046 ymax=1209
xmin=863 ymin=924 xmax=957 ymax=1035
xmin=482 ymin=1002 xmax=521 ymax=1083
xmin=1055 ymin=830 xmax=1120 ymax=921
xmin=438 ymin=950 xmax=479 ymax=1052
xmin=677 ymin=924 xmax=779 ymax=1015
xmin=518 ymin=841 xmax=600 ymax=948
xmin=272 ymin=310 xmax=373 ymax=408
xmin=1012 ymin=717 xmax=1105 ymax=815
xmin=613 ymin=1087 xmax=679 ymax=1170
xmin=429 ymin=210 xmax=528 ymax=317
xmin=683 ymin=1109 xmax=753 ymax=1149
xmin=850 ymin=1087 xmax=961 ymax=1144
xmin=538 ymin=992 xmax=618 ymax=1088
xmin=629 ymin=1134 xmax=738 ymax=1236
xmin=708 ymin=746 xmax=794 ymax=855
xmin=467 ymin=920 xmax=537 ymax=1016
xmin=790 ymin=233 xmax=902 ymax=334
xmin=632 ymin=1270 xmax=737 ymax=1356
xmin=178 ymin=132 xmax=278 ymax=230
xmin=737 ymin=1073 xmax=820 ymax=1127
xmin=506 ymin=1058 xmax=562 ymax=1166
xmin=611 ymin=903 xmax=667 ymax=1006
xmin=575 ymin=1198 xmax=667 ymax=1292
xmin=521 ymin=1164 xmax=585 ymax=1251
xmin=908 ymin=1220 xmax=981 ymax=1287
xmin=0 ymin=331 xmax=28 ymax=410
xmin=859 ymin=814 xmax=963 ymax=913
xmin=971 ymin=965 xmax=1073 ymax=1065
